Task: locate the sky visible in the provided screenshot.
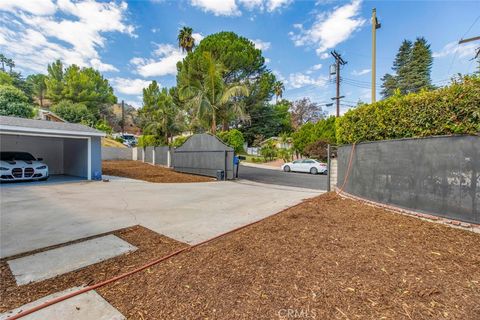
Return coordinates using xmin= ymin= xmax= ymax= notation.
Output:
xmin=0 ymin=0 xmax=478 ymax=116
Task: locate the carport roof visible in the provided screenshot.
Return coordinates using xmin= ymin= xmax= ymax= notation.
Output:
xmin=0 ymin=116 xmax=105 ymax=137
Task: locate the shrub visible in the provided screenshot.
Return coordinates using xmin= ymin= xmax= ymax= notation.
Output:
xmin=292 ymin=116 xmax=336 ymax=155
xmin=336 ymin=75 xmax=480 ymax=144
xmin=0 ymin=85 xmax=34 ymax=118
xmin=304 ymin=140 xmax=329 ymax=161
xmin=51 ymin=100 xmax=95 ymax=125
xmin=138 ymin=135 xmax=162 ymax=147
xmin=277 ymin=148 xmax=293 ymax=162
xmin=170 ymin=135 xmax=190 ymax=148
xmin=260 ymin=140 xmax=277 ymax=161
xmin=217 ymin=129 xmax=245 ymax=153
xmin=95 ymin=120 xmax=112 ymax=135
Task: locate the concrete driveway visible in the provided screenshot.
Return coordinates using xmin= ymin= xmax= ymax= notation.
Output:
xmin=0 ymin=177 xmax=320 ymax=258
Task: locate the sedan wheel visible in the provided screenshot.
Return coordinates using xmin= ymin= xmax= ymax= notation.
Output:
xmin=310 ymin=167 xmax=318 ymax=175
xmin=283 ymin=165 xmax=291 ymax=172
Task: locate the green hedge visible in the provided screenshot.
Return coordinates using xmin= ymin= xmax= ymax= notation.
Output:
xmin=138 ymin=135 xmax=163 ymax=147
xmin=336 ymin=75 xmax=480 ymax=144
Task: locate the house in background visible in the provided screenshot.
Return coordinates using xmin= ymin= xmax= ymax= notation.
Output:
xmin=259 ymin=136 xmax=293 ymax=150
xmin=35 ymin=109 xmax=66 ymax=123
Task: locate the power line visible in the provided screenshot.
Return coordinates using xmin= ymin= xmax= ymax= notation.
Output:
xmin=330 ymin=50 xmax=347 ymax=117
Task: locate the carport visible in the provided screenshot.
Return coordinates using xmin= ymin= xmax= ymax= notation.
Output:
xmin=0 ymin=116 xmax=104 ymax=180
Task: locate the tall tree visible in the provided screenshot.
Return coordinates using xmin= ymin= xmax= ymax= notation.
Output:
xmin=0 ymin=54 xmax=5 ymax=72
xmin=409 ymin=37 xmax=433 ymax=92
xmin=180 ymin=52 xmax=248 ymax=134
xmin=5 ymin=58 xmax=15 ymax=73
xmin=381 ymin=38 xmax=433 ymax=98
xmin=178 ymin=26 xmax=195 ymax=53
xmin=45 ymin=60 xmax=64 ymax=102
xmin=273 ymin=81 xmax=284 ymax=103
xmin=290 ymin=98 xmax=327 ymax=129
xmin=27 ymin=74 xmax=47 ymax=107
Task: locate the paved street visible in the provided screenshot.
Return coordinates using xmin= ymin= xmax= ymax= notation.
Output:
xmin=238 ymin=164 xmax=327 ymax=190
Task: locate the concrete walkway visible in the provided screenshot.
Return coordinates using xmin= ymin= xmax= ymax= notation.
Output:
xmin=1 ymin=178 xmax=320 ymax=258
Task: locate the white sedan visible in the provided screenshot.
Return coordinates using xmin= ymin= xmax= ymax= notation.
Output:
xmin=0 ymin=151 xmax=49 ymax=182
xmin=281 ymin=159 xmax=327 ymax=175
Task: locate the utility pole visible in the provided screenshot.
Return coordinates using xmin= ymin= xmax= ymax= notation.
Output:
xmin=330 ymin=50 xmax=347 ymax=117
xmin=458 ymin=36 xmax=480 ymax=60
xmin=371 ymin=8 xmax=381 ymax=103
xmin=121 ymin=100 xmax=125 ymax=135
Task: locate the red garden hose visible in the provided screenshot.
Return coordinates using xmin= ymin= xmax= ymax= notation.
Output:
xmin=6 ymin=201 xmax=307 ymax=319
xmin=338 ymin=143 xmax=356 ymax=194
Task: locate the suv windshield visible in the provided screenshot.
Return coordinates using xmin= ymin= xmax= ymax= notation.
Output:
xmin=1 ymin=152 xmax=36 ymax=161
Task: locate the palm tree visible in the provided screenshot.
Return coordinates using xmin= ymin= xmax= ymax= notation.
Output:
xmin=177 ymin=27 xmax=195 ymax=53
xmin=5 ymin=58 xmax=14 ymax=73
xmin=180 ymin=52 xmax=248 ymax=134
xmin=273 ymin=81 xmax=284 ymax=103
xmin=0 ymin=54 xmax=6 ymax=72
xmin=27 ymin=74 xmax=48 ymax=107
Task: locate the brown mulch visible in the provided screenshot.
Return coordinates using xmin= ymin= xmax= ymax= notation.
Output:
xmin=95 ymin=193 xmax=480 ymax=319
xmin=102 ymin=160 xmax=213 ymax=183
xmin=0 ymin=226 xmax=188 ymax=312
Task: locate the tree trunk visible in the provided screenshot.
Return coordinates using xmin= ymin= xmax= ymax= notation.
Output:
xmin=211 ymin=111 xmax=216 ymax=134
xmin=222 ymin=119 xmax=229 ymax=131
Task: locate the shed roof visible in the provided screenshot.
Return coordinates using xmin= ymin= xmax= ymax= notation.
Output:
xmin=0 ymin=116 xmax=105 ymax=137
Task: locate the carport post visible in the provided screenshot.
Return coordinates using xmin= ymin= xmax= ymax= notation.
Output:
xmin=87 ymin=137 xmax=92 ymax=180
xmin=224 ymin=150 xmax=227 ymax=180
xmin=327 ymin=144 xmax=331 ymax=192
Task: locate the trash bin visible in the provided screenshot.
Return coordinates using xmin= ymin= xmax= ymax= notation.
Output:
xmin=216 ymin=170 xmax=225 ymax=181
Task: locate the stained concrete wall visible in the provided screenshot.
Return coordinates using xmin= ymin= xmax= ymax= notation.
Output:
xmin=154 ymin=146 xmax=170 ymax=166
xmin=102 ymin=147 xmax=133 ymax=160
xmin=337 ymin=135 xmax=480 ymax=224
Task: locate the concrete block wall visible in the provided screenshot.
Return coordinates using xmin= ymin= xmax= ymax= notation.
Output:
xmin=329 ymin=159 xmax=338 ymax=190
xmin=102 ymin=147 xmax=133 ymax=160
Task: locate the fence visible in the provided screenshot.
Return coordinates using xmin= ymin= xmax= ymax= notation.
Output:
xmin=173 ymin=133 xmax=234 ymax=180
xmin=154 ymin=146 xmax=171 ymax=166
xmin=102 ymin=147 xmax=133 ymax=160
xmin=337 ymin=135 xmax=479 ymax=224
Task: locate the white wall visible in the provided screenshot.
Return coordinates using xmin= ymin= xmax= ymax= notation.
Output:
xmin=0 ymin=134 xmax=64 ymax=174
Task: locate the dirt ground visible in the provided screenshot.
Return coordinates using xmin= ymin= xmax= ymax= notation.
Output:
xmin=98 ymin=194 xmax=479 ymax=319
xmin=102 ymin=160 xmax=213 ymax=183
xmin=2 ymin=194 xmax=479 ymax=319
xmin=0 ymin=226 xmax=188 ymax=312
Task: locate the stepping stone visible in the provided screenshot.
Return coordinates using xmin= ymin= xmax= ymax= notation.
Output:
xmin=0 ymin=287 xmax=125 ymax=320
xmin=8 ymin=235 xmax=137 ymax=285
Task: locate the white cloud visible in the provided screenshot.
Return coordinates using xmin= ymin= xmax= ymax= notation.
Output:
xmin=351 ymin=68 xmax=370 ymax=76
xmin=131 ymin=43 xmax=185 ymax=77
xmin=239 ymin=0 xmax=292 ymax=12
xmin=290 ymin=0 xmax=365 ymax=56
xmin=265 ymin=57 xmax=271 ymax=63
xmin=192 ymin=32 xmax=204 ymax=43
xmin=0 ymin=0 xmax=56 ymax=16
xmin=433 ymin=41 xmax=477 ymax=59
xmin=252 ymin=39 xmax=271 ymax=51
xmin=319 ymin=52 xmax=330 ymax=59
xmin=190 ymin=0 xmax=240 ymax=16
xmin=110 ymin=77 xmax=152 ymax=95
xmin=0 ymin=0 xmax=133 ymax=73
xmin=288 ymin=72 xmax=327 ymax=89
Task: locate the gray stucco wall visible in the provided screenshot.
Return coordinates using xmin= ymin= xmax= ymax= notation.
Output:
xmin=102 ymin=147 xmax=133 ymax=160
xmin=337 ymin=135 xmax=480 ymax=224
xmin=63 ymin=139 xmax=88 ymax=178
xmin=91 ymin=136 xmax=102 ymax=180
xmin=144 ymin=146 xmax=154 ymax=163
xmin=154 ymin=146 xmax=170 ymax=166
xmin=173 ymin=134 xmax=234 ymax=179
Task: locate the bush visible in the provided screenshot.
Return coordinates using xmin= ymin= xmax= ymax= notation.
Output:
xmin=277 ymin=148 xmax=293 ymax=162
xmin=217 ymin=129 xmax=245 ymax=153
xmin=170 ymin=135 xmax=190 ymax=148
xmin=336 ymin=75 xmax=480 ymax=144
xmin=292 ymin=116 xmax=336 ymax=155
xmin=51 ymin=100 xmax=95 ymax=125
xmin=0 ymin=85 xmax=34 ymax=118
xmin=260 ymin=140 xmax=277 ymax=161
xmin=95 ymin=120 xmax=112 ymax=135
xmin=304 ymin=140 xmax=329 ymax=161
xmin=138 ymin=135 xmax=163 ymax=147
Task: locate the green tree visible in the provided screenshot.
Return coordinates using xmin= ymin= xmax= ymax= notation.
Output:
xmin=381 ymin=38 xmax=434 ymax=98
xmin=180 ymin=52 xmax=249 ymax=134
xmin=273 ymin=81 xmax=284 ymax=103
xmin=139 ymin=81 xmax=182 ymax=144
xmin=176 ymin=32 xmax=272 ymax=131
xmin=50 ymin=100 xmax=95 ymax=125
xmin=0 ymin=71 xmax=13 ymax=85
xmin=0 ymin=54 xmax=6 ymax=72
xmin=217 ymin=129 xmax=245 ymax=153
xmin=45 ymin=60 xmax=65 ymax=102
xmin=45 ymin=60 xmax=116 ymax=117
xmin=260 ymin=139 xmax=278 ymax=161
xmin=178 ymin=26 xmax=195 ymax=53
xmin=26 ymin=74 xmax=48 ymax=107
xmin=0 ymin=85 xmax=34 ymax=118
